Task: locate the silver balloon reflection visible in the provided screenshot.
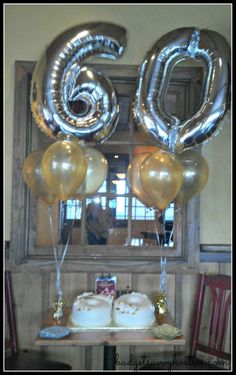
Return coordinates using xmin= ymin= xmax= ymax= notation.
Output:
xmin=133 ymin=27 xmax=231 ymax=153
xmin=31 ymin=22 xmax=127 ymax=142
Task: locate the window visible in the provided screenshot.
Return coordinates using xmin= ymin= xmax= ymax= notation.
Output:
xmin=9 ymin=61 xmax=202 ymax=272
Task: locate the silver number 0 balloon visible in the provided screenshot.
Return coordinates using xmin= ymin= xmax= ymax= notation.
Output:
xmin=30 ymin=22 xmax=127 ymax=142
xmin=133 ymin=27 xmax=231 ymax=153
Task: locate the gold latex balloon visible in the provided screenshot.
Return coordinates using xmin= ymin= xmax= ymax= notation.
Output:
xmin=175 ymin=150 xmax=209 ymax=205
xmin=41 ymin=134 xmax=87 ymax=201
xmin=73 ymin=147 xmax=108 ymax=200
xmin=127 ymin=153 xmax=154 ymax=207
xmin=140 ymin=149 xmax=184 ymax=210
xmin=22 ymin=150 xmax=57 ymax=205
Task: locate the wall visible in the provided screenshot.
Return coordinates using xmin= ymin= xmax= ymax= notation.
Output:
xmin=4 ymin=4 xmax=232 ymax=370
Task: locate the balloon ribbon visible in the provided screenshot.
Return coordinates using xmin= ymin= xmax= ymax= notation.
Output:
xmin=154 ymin=208 xmax=168 ymax=313
xmin=47 ymin=202 xmax=80 ymax=320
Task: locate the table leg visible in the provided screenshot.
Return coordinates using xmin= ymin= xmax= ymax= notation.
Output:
xmin=103 ymin=346 xmax=116 ymax=370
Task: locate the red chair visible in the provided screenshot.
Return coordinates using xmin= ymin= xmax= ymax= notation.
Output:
xmin=5 ymin=271 xmax=72 ymax=370
xmin=190 ymin=273 xmax=231 ymax=364
xmin=140 ymin=273 xmax=231 ymax=370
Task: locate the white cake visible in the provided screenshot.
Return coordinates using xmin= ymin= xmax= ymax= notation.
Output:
xmin=71 ymin=292 xmax=113 ymax=327
xmin=113 ymin=292 xmax=155 ymax=327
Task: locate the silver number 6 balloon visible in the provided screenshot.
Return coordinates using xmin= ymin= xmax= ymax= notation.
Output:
xmin=133 ymin=27 xmax=231 ymax=153
xmin=30 ymin=22 xmax=127 ymax=143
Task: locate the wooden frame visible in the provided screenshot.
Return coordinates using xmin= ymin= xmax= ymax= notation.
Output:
xmin=9 ymin=61 xmax=201 ymax=273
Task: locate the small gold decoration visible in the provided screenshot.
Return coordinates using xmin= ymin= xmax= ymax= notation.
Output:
xmin=52 ymin=298 xmax=66 ymax=320
xmin=155 ymin=291 xmax=168 ymax=316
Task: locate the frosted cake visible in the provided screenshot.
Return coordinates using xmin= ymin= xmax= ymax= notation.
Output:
xmin=71 ymin=292 xmax=113 ymax=327
xmin=113 ymin=292 xmax=155 ymax=327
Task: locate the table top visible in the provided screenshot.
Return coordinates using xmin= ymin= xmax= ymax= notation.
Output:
xmin=35 ymin=307 xmax=185 ymax=347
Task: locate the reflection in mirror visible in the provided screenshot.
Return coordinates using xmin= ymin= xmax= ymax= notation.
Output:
xmin=131 ymin=203 xmax=174 ymax=247
xmin=36 ymin=199 xmax=59 ymax=246
xmin=58 ymin=152 xmax=129 ymax=246
xmin=165 ymin=58 xmax=205 ymax=121
xmin=60 ymin=200 xmax=174 ymax=247
xmin=57 ymin=151 xmax=175 ymax=247
xmin=86 ymin=204 xmax=111 ymax=245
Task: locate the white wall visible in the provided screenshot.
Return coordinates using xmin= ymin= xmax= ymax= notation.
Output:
xmin=4 ymin=3 xmax=232 ymax=243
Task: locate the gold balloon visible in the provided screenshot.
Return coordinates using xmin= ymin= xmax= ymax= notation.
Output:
xmin=127 ymin=153 xmax=154 ymax=207
xmin=41 ymin=134 xmax=87 ymax=201
xmin=175 ymin=150 xmax=209 ymax=205
xmin=22 ymin=150 xmax=57 ymax=204
xmin=73 ymin=147 xmax=108 ymax=200
xmin=140 ymin=149 xmax=184 ymax=210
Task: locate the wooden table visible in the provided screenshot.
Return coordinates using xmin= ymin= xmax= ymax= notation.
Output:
xmin=35 ymin=308 xmax=185 ymax=370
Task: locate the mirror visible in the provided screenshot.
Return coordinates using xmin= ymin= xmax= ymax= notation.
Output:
xmin=12 ymin=61 xmax=201 ymax=270
xmin=52 ymin=60 xmax=205 ymax=249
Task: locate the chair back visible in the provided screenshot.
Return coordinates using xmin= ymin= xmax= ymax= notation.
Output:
xmin=190 ymin=273 xmax=231 ymax=362
xmin=5 ymin=271 xmax=19 ymax=354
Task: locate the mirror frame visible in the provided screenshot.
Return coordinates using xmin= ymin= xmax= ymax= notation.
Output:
xmin=9 ymin=61 xmax=200 ymax=273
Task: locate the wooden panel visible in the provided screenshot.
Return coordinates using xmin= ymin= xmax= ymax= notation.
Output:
xmin=198 ymin=262 xmax=220 ymax=275
xmin=41 ymin=273 xmax=51 ymax=324
xmin=11 ymin=272 xmax=43 ymax=351
xmin=132 ymin=273 xmax=175 ymax=316
xmin=130 ymin=273 xmax=176 ymax=362
xmin=10 ymin=63 xmax=33 ymax=266
xmin=116 ymin=346 xmax=132 ymax=370
xmin=132 ymin=274 xmax=160 ymax=302
xmin=180 ymin=274 xmax=199 ymax=351
xmin=115 ymin=273 xmax=132 ymax=292
xmin=44 ymin=273 xmax=89 ymax=370
xmin=133 ymin=345 xmax=177 ymax=367
xmin=48 ymin=272 xmax=88 ymax=307
xmin=91 ymin=347 xmax=103 ymax=370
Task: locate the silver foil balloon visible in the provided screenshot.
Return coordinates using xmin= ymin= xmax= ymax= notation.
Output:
xmin=30 ymin=22 xmax=127 ymax=142
xmin=133 ymin=27 xmax=231 ymax=153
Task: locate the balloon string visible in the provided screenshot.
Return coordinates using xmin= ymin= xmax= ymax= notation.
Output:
xmin=168 ymin=226 xmax=174 ymax=246
xmin=153 ymin=208 xmax=168 ymax=297
xmin=154 ymin=208 xmax=166 ymax=247
xmin=48 ymin=205 xmax=62 ymax=300
xmin=59 ymin=202 xmax=66 ymax=258
xmin=55 ymin=264 xmax=63 ymax=303
xmin=161 ymin=209 xmax=168 ymax=296
xmin=47 ymin=202 xmax=81 ymax=307
xmin=160 ymin=256 xmax=168 ymax=293
xmin=60 ymin=203 xmax=81 ymax=267
xmin=58 ymin=202 xmax=64 ymax=245
xmin=153 ymin=208 xmax=161 ymax=247
xmin=160 ymin=209 xmax=166 ymax=246
xmin=48 ymin=205 xmax=58 ymax=266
